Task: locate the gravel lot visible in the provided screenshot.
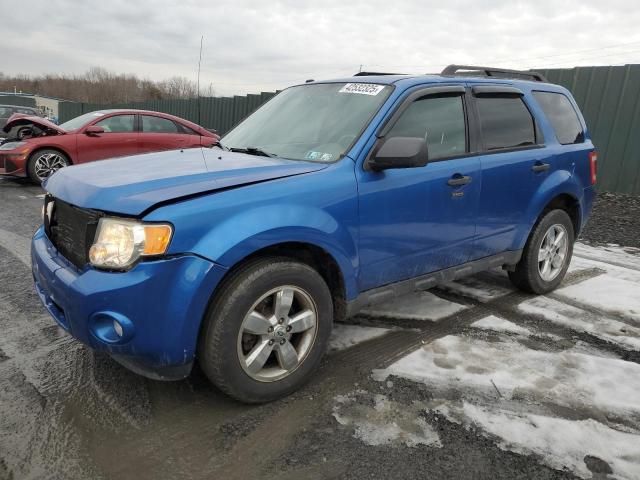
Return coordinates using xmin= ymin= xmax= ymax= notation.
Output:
xmin=1 ymin=178 xmax=639 ymax=480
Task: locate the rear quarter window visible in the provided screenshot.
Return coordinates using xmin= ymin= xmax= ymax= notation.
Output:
xmin=533 ymin=91 xmax=584 ymax=144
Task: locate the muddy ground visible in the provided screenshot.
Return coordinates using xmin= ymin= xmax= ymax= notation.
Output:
xmin=1 ymin=177 xmax=639 ymax=480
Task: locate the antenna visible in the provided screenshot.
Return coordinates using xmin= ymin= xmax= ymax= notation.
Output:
xmin=197 ymin=35 xmax=204 ymax=128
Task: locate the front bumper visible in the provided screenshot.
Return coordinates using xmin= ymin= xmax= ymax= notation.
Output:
xmin=0 ymin=152 xmax=27 ymax=176
xmin=31 ymin=226 xmax=227 ymax=380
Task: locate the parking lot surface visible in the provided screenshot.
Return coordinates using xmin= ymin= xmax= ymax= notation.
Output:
xmin=1 ymin=176 xmax=639 ymax=480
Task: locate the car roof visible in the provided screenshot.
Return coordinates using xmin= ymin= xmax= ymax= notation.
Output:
xmin=90 ymin=108 xmax=180 ymax=116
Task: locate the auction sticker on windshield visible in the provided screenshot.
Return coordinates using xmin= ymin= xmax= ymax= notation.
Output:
xmin=339 ymin=83 xmax=385 ymax=95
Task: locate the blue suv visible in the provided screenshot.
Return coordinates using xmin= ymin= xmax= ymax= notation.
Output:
xmin=31 ymin=65 xmax=597 ymax=403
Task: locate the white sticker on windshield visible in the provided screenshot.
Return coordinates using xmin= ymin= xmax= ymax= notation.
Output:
xmin=339 ymin=83 xmax=385 ymax=96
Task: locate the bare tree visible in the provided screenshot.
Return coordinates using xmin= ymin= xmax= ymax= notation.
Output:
xmin=0 ymin=67 xmax=202 ymax=104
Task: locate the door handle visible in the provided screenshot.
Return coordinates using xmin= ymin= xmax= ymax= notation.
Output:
xmin=532 ymin=162 xmax=550 ymax=173
xmin=447 ymin=175 xmax=472 ymax=187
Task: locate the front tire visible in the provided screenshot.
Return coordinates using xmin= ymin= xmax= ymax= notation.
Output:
xmin=27 ymin=149 xmax=70 ymax=184
xmin=509 ymin=209 xmax=574 ymax=294
xmin=198 ymin=257 xmax=333 ymax=403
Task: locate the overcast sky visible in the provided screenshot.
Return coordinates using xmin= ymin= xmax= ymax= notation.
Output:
xmin=4 ymin=0 xmax=640 ymax=96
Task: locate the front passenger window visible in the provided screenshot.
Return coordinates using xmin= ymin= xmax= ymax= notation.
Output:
xmin=386 ymin=95 xmax=467 ymax=160
xmin=95 ymin=115 xmax=135 ymax=133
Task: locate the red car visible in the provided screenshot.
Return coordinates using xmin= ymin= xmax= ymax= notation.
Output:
xmin=0 ymin=109 xmax=219 ymax=183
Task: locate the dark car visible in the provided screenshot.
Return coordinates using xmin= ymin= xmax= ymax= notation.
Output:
xmin=0 ymin=109 xmax=219 ymax=183
xmin=32 ymin=65 xmax=596 ymax=403
xmin=0 ymin=104 xmax=42 ymax=138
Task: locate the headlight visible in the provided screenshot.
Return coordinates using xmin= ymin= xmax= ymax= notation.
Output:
xmin=89 ymin=218 xmax=173 ymax=269
xmin=0 ymin=141 xmax=27 ymax=150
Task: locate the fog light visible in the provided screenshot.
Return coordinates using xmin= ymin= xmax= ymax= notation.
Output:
xmin=113 ymin=320 xmax=124 ymax=337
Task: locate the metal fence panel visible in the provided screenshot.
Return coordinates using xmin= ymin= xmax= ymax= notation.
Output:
xmin=0 ymin=95 xmax=37 ymax=107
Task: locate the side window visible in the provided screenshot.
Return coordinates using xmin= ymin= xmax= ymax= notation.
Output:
xmin=533 ymin=91 xmax=584 ymax=144
xmin=475 ymin=96 xmax=536 ymax=150
xmin=386 ymin=95 xmax=467 ymax=160
xmin=141 ymin=115 xmax=180 ymax=134
xmin=95 ymin=115 xmax=135 ymax=133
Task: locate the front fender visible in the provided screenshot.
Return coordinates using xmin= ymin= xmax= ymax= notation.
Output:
xmin=190 ymin=204 xmax=359 ymax=300
xmin=512 ymin=170 xmax=584 ymax=249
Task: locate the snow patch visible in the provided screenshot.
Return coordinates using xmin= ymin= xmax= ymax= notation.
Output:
xmin=360 ymin=291 xmax=466 ymax=321
xmin=329 ymin=324 xmax=390 ymax=352
xmin=333 ymin=392 xmax=441 ymax=448
xmin=519 ymin=296 xmax=640 ymax=351
xmin=556 ymin=274 xmax=640 ymax=322
xmin=441 ymin=403 xmax=640 ymax=480
xmin=471 ymin=315 xmax=532 ymax=336
xmin=574 ymin=243 xmax=640 ymax=270
xmin=373 ymin=329 xmax=640 ymax=479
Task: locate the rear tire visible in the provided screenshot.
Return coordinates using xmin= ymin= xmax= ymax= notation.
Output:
xmin=198 ymin=257 xmax=333 ymax=403
xmin=27 ymin=149 xmax=70 ymax=184
xmin=508 ymin=209 xmax=574 ymax=294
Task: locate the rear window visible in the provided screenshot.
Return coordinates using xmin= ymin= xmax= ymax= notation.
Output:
xmin=142 ymin=115 xmax=180 ymax=133
xmin=476 ymin=96 xmax=536 ymax=151
xmin=533 ymin=91 xmax=584 ymax=144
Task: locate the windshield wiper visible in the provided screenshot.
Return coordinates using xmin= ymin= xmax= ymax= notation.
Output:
xmin=229 ymin=146 xmax=277 ymax=158
xmin=211 ymin=140 xmax=229 ymax=151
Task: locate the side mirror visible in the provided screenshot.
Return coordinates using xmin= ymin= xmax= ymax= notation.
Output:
xmin=85 ymin=125 xmax=105 ymax=135
xmin=366 ymin=137 xmax=428 ymax=171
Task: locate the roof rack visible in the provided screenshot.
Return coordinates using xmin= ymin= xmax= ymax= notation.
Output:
xmin=441 ymin=65 xmax=548 ymax=82
xmin=353 ymin=71 xmax=406 ymax=77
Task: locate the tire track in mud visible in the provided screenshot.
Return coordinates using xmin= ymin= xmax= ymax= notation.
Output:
xmin=0 ymin=239 xmax=146 ymax=479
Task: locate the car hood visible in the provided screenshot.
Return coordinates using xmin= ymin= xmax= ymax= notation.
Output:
xmin=2 ymin=113 xmax=65 ymax=134
xmin=45 ymin=148 xmax=328 ymax=216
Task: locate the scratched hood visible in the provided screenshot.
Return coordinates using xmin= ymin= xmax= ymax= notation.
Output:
xmin=45 ymin=148 xmax=327 ymax=216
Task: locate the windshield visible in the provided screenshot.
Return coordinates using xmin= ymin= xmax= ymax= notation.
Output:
xmin=222 ymin=82 xmax=392 ymax=162
xmin=58 ymin=111 xmax=108 ymax=131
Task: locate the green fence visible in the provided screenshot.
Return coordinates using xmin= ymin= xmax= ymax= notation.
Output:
xmin=538 ymin=65 xmax=640 ymax=195
xmin=58 ymin=92 xmax=277 ymax=136
xmin=58 ymin=65 xmax=640 ymax=194
xmin=0 ymin=95 xmax=37 ymax=107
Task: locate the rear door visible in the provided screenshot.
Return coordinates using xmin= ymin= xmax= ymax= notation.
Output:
xmin=138 ymin=114 xmax=201 ymax=153
xmin=76 ymin=113 xmax=138 ymax=163
xmin=470 ymin=86 xmax=549 ymax=258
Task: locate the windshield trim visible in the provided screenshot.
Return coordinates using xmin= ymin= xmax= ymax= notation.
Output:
xmin=221 ymin=82 xmax=396 ymax=164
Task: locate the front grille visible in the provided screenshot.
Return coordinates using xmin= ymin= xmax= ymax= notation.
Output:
xmin=45 ymin=196 xmax=101 ymax=269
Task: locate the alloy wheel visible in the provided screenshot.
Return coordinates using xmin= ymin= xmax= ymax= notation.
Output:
xmin=538 ymin=224 xmax=569 ymax=282
xmin=237 ymin=285 xmax=318 ymax=382
xmin=34 ymin=153 xmax=67 ymax=181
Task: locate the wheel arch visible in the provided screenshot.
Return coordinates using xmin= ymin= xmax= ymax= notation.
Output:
xmin=212 ymin=240 xmax=349 ymax=324
xmin=28 ymin=145 xmax=74 ymax=165
xmin=513 ymin=171 xmax=583 ymax=250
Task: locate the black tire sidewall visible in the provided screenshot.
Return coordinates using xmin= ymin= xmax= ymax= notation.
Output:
xmin=199 ymin=259 xmax=333 ymax=403
xmin=27 ymin=149 xmax=69 ymax=184
xmin=514 ymin=209 xmax=575 ymax=294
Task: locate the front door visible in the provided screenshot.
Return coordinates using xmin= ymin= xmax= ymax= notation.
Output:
xmin=76 ymin=113 xmax=138 ymax=163
xmin=356 ymin=88 xmax=481 ymax=291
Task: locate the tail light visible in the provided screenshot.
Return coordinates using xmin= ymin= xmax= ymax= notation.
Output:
xmin=589 ymin=151 xmax=598 ymax=185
